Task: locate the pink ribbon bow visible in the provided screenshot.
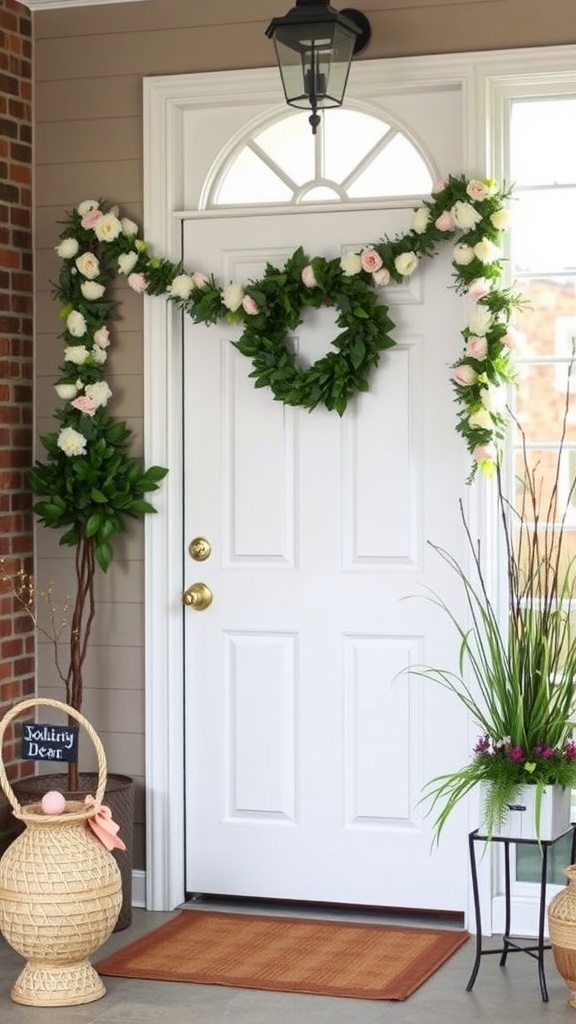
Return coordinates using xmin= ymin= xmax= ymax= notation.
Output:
xmin=84 ymin=795 xmax=126 ymax=852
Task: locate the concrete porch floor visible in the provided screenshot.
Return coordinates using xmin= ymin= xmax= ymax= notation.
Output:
xmin=1 ymin=902 xmax=575 ymax=1023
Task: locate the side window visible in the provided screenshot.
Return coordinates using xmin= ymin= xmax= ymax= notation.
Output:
xmin=507 ymin=94 xmax=576 ymax=884
xmin=207 ymin=108 xmax=433 ymax=207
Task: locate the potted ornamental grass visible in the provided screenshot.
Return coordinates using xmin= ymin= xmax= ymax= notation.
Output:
xmin=415 ymin=364 xmax=576 ymax=842
xmin=0 ymin=199 xmax=168 ymax=928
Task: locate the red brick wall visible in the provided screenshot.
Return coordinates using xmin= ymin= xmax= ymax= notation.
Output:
xmin=0 ymin=0 xmax=34 ymax=792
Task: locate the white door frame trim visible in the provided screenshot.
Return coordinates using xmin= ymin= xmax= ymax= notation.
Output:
xmin=142 ymin=45 xmax=575 ymax=919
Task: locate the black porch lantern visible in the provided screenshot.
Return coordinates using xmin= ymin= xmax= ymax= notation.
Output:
xmin=265 ymin=1 xmax=371 ymax=135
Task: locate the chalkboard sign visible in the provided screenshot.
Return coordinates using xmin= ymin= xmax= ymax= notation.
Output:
xmin=21 ymin=721 xmax=79 ymax=763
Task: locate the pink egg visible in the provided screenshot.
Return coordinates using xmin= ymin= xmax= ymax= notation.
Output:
xmin=41 ymin=790 xmax=66 ymax=815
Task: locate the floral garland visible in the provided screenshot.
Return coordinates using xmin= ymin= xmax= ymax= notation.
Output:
xmin=51 ymin=174 xmax=522 ymax=479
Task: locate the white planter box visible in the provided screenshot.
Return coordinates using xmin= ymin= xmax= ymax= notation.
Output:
xmin=481 ymin=784 xmax=572 ymax=841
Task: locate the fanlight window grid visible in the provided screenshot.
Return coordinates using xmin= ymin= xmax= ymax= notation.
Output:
xmin=207 ymin=108 xmax=433 ymax=208
xmin=508 ymin=93 xmax=576 ymax=886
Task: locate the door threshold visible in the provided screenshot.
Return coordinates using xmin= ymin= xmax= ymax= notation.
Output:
xmin=182 ymin=893 xmax=465 ymax=930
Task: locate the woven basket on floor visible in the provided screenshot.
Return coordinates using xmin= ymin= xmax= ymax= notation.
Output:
xmin=0 ymin=697 xmax=122 ymax=1007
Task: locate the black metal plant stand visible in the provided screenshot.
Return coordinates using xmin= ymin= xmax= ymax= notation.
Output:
xmin=467 ymin=824 xmax=576 ymax=1001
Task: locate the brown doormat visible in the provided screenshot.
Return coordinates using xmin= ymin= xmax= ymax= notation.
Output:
xmin=96 ymin=910 xmax=469 ymax=1000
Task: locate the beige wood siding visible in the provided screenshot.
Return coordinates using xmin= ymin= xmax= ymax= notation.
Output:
xmin=31 ymin=0 xmax=576 ymax=871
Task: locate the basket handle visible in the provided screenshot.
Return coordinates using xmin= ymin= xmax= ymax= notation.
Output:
xmin=0 ymin=697 xmax=108 ymax=815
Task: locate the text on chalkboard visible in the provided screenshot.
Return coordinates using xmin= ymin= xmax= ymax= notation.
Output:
xmin=21 ymin=722 xmax=79 ymax=762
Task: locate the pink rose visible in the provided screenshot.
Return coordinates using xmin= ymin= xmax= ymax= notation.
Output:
xmin=93 ymin=325 xmax=110 ymax=349
xmin=467 ymin=278 xmax=491 ymax=300
xmin=301 ymin=265 xmax=318 ymax=289
xmin=191 ymin=272 xmax=209 ymax=289
xmin=128 ymin=273 xmax=148 ymax=294
xmin=71 ymin=395 xmax=97 ymax=416
xmin=242 ymin=294 xmax=260 ymax=316
xmin=360 ymin=247 xmax=383 ymax=274
xmin=81 ymin=209 xmax=102 ymax=230
xmin=435 ymin=210 xmax=455 ymax=232
xmin=473 ymin=442 xmax=497 ymax=463
xmin=431 ymin=179 xmax=446 ymax=194
xmin=466 ymin=336 xmax=488 ymax=360
xmin=466 ymin=179 xmax=490 ymax=201
xmin=372 ymin=267 xmax=390 ymax=287
xmin=501 ymin=326 xmax=525 ymax=350
xmin=452 ymin=364 xmax=477 ymax=386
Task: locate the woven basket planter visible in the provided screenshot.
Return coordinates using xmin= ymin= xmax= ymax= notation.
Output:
xmin=549 ymin=865 xmax=576 ymax=1008
xmin=0 ymin=698 xmax=122 ymax=1006
xmin=11 ymin=771 xmax=133 ymax=931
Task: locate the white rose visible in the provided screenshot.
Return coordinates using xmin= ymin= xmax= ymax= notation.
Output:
xmin=85 ymin=381 xmax=112 ymax=408
xmin=94 ymin=212 xmax=122 ymax=242
xmin=469 ymin=408 xmax=493 ymax=430
xmin=91 ymin=345 xmax=108 ymax=365
xmin=412 ymin=207 xmax=430 ymax=234
xmin=394 ymin=251 xmax=418 ymax=277
xmin=77 ymin=200 xmax=99 ymax=216
xmin=301 ymin=265 xmax=318 ymax=288
xmin=54 ymin=383 xmax=79 ymax=400
xmin=451 ymin=201 xmax=483 ymax=230
xmin=57 ymin=426 xmax=87 ymax=457
xmin=56 ymin=237 xmax=79 ymax=259
xmin=473 ymin=238 xmax=502 ymax=264
xmin=168 ymin=274 xmax=194 ymax=300
xmin=66 ymin=311 xmax=87 ymax=338
xmin=75 ymin=251 xmax=100 ymax=279
xmin=340 ymin=252 xmax=362 ymax=276
xmin=118 ymin=251 xmax=139 ymax=275
xmin=481 ymin=385 xmax=507 ymax=415
xmin=222 ymin=283 xmax=244 ymax=311
xmin=372 ymin=267 xmax=390 ymax=287
xmin=453 ymin=243 xmax=474 ymax=266
xmin=64 ymin=344 xmax=90 ymax=365
xmin=121 ymin=217 xmax=139 ymax=237
xmin=468 ymin=308 xmax=492 ymax=336
xmin=81 ymin=280 xmax=106 ymax=300
xmin=490 ymin=208 xmax=511 ymax=231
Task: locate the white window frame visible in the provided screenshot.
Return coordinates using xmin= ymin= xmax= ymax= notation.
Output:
xmin=487 ymin=59 xmax=576 ymax=937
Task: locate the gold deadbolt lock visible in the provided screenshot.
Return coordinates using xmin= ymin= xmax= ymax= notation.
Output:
xmin=189 ymin=537 xmax=212 ymax=562
xmin=182 ymin=582 xmax=213 ymax=611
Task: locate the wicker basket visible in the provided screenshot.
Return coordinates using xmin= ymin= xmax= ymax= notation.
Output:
xmin=0 ymin=698 xmax=122 ymax=1006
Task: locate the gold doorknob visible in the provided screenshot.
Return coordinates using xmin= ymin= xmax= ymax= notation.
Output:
xmin=182 ymin=582 xmax=213 ymax=610
xmin=189 ymin=536 xmax=211 ymax=562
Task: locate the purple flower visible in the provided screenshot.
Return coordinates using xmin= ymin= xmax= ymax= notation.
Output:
xmin=473 ymin=735 xmax=490 ymax=754
xmin=565 ymin=741 xmax=576 ymax=761
xmin=533 ymin=743 xmax=555 ymax=757
xmin=509 ymin=746 xmax=524 ymax=762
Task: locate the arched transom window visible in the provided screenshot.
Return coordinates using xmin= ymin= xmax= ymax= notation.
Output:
xmin=205 ymin=107 xmax=434 ymax=208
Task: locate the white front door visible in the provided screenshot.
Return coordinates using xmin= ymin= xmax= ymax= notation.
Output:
xmin=183 ymin=207 xmax=471 ymax=911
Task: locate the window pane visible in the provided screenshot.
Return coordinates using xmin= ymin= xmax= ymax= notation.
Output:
xmin=348 ymin=134 xmax=432 ymax=197
xmin=511 ymin=190 xmax=576 ymax=274
xmin=515 ymin=278 xmax=576 ymax=361
xmin=214 ymin=149 xmax=293 ymax=205
xmin=323 ymin=108 xmax=389 ymax=183
xmin=514 ymin=361 xmax=576 ymax=442
xmin=300 ymin=185 xmax=341 ymax=202
xmin=516 ymin=829 xmax=573 ymax=884
xmin=511 ymin=98 xmax=576 ymax=186
xmin=254 ymin=114 xmax=315 ymax=187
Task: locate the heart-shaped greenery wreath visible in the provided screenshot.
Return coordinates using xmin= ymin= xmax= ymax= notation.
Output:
xmin=231 ymin=246 xmax=396 ymax=415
